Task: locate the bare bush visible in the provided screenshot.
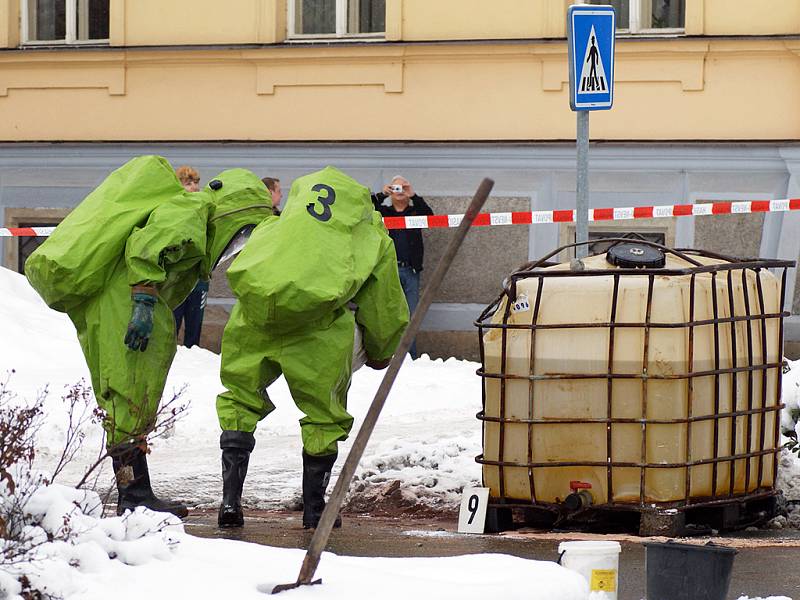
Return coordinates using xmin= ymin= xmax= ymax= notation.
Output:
xmin=0 ymin=371 xmax=54 ymax=569
xmin=75 ymin=384 xmax=189 ymax=493
xmin=49 ymin=380 xmax=102 ymax=483
xmin=1 ymin=373 xmax=189 ymax=596
xmin=0 ymin=371 xmax=44 ymax=495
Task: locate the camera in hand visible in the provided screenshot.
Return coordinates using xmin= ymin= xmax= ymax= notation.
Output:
xmin=390 ymin=184 xmax=404 ymax=194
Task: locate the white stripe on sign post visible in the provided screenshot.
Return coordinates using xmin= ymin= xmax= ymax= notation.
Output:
xmin=405 ymin=216 xmax=429 ymax=229
xmin=490 ymin=212 xmax=513 ymax=226
xmin=448 ymin=214 xmax=464 ymax=228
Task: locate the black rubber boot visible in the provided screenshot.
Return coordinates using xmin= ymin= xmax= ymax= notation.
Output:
xmin=218 ymin=431 xmax=255 ymax=528
xmin=111 ymin=442 xmax=189 ymax=518
xmin=302 ymin=450 xmax=342 ymax=529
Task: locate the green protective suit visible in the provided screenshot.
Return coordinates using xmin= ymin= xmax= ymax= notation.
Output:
xmin=216 ymin=166 xmax=409 ymax=456
xmin=26 ymin=159 xmax=274 ymax=447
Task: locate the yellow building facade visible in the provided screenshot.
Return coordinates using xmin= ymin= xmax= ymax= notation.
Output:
xmin=0 ymin=0 xmax=797 ymax=141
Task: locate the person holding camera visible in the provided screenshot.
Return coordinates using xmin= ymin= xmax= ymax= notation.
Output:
xmin=371 ymin=175 xmax=433 ymax=359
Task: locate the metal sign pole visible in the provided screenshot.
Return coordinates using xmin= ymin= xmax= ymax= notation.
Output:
xmin=576 ymin=110 xmax=589 ymax=258
xmin=568 ymin=3 xmax=614 ymax=259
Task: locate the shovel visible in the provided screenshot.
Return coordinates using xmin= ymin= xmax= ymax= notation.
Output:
xmin=268 ymin=177 xmax=495 ymax=594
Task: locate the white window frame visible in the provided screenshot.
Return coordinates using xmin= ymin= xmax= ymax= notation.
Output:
xmin=559 ymin=221 xmax=674 ymax=262
xmin=592 ymin=0 xmax=685 ymax=36
xmin=287 ymin=0 xmax=385 ymax=41
xmin=20 ymin=0 xmax=109 ymax=46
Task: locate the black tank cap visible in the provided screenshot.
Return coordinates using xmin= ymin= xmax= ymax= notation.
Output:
xmin=209 ymin=179 xmax=223 ymax=191
xmin=606 ymin=243 xmax=666 ymax=268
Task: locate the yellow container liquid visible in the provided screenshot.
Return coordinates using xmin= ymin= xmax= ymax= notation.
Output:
xmin=481 ymin=252 xmax=782 ymax=505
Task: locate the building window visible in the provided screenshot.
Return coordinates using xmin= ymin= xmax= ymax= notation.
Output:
xmin=585 ymin=230 xmax=666 ymax=256
xmin=559 ymin=223 xmax=674 ymax=261
xmin=3 ymin=208 xmax=70 ymax=274
xmin=22 ymin=0 xmax=110 ymax=44
xmin=289 ymin=0 xmax=385 ymax=39
xmin=588 ymin=0 xmax=684 ymax=33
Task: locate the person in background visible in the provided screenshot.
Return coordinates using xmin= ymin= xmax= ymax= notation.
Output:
xmin=261 ymin=177 xmax=282 ymax=215
xmin=173 ymin=166 xmax=208 ymax=348
xmin=175 ymin=165 xmax=200 ymax=192
xmin=371 ymin=175 xmax=433 ymax=359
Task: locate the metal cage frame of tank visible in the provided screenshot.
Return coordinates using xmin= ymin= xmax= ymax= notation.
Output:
xmin=475 ymin=239 xmax=795 ymax=522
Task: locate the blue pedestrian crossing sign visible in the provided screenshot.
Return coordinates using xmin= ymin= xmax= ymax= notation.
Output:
xmin=568 ymin=4 xmax=615 ymax=111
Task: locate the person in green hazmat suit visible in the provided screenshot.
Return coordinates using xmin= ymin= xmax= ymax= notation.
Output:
xmin=215 ymin=166 xmax=409 ymax=529
xmin=25 ymin=157 xmax=274 ymax=518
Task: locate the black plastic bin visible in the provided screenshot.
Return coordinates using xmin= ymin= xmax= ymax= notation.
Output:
xmin=644 ymin=541 xmax=737 ymax=600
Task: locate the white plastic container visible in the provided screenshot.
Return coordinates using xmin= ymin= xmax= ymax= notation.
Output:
xmin=481 ymin=251 xmax=783 ymax=505
xmin=558 ymin=540 xmax=622 ymax=599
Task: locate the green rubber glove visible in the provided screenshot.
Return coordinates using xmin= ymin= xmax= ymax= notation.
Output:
xmin=124 ymin=291 xmax=157 ymax=351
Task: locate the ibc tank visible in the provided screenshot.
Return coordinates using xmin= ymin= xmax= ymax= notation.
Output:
xmin=476 ymin=240 xmax=793 ymax=515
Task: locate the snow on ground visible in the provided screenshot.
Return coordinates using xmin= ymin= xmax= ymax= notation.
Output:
xmin=776 ymin=359 xmax=800 ymax=528
xmin=1 ymin=480 xmax=588 ymax=600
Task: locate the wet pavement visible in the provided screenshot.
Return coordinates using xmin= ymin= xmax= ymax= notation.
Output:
xmin=185 ymin=510 xmax=800 ymax=600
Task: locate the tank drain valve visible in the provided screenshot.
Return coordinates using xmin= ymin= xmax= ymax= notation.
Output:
xmin=564 ymin=481 xmax=593 ymax=511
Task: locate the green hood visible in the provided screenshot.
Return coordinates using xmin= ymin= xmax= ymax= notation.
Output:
xmin=228 ymin=166 xmax=389 ymax=330
xmin=25 ymin=155 xmax=183 ymax=313
xmin=202 ymin=168 xmax=276 ymax=277
xmin=122 ymin=166 xmax=276 ymax=308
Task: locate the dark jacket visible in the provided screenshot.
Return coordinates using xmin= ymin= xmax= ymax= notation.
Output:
xmin=371 ymin=193 xmax=433 ymax=272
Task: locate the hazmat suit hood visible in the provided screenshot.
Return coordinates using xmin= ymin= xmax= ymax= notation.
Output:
xmin=202 ymin=168 xmax=276 ymax=278
xmin=25 ymin=155 xmax=183 ymax=313
xmin=279 ymin=165 xmax=374 ymax=226
xmin=227 ymin=166 xmax=395 ymax=331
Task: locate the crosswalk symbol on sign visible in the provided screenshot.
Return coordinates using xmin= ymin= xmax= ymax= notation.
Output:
xmin=579 ymin=25 xmax=608 ymax=94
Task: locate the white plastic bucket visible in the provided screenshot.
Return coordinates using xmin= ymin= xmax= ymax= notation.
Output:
xmin=558 ymin=540 xmax=622 ymax=600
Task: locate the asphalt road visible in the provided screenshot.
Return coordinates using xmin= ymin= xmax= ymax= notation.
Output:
xmin=185 ymin=510 xmax=800 ymax=600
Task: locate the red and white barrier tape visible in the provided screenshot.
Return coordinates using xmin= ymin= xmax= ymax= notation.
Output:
xmin=3 ymin=199 xmax=800 ymax=236
xmin=1 ymin=226 xmax=57 ymax=237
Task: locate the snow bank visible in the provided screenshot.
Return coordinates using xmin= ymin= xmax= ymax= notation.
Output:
xmin=82 ymin=539 xmax=589 ymax=600
xmin=1 ymin=476 xmax=182 ymax=599
xmin=1 ymin=473 xmax=588 ymax=600
xmin=781 ymin=359 xmax=800 ymax=438
xmin=348 ymin=433 xmax=481 ymax=514
xmin=777 ymin=359 xmax=800 ymax=528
